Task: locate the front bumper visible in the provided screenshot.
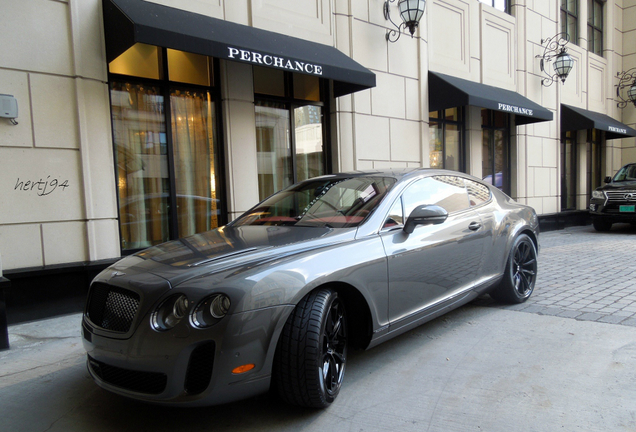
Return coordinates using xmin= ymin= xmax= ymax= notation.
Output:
xmin=589 ymin=199 xmax=636 ymax=223
xmin=82 ymin=304 xmax=293 ymax=406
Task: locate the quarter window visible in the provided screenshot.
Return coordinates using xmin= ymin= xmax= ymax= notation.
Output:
xmin=465 ymin=179 xmax=491 ymax=207
xmin=383 ymin=198 xmax=405 ymax=229
xmin=402 ymin=176 xmax=470 ymax=218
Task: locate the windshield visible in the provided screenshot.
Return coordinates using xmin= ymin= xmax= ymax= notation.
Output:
xmin=612 ymin=164 xmax=636 ymax=182
xmin=232 ymin=177 xmax=397 ymax=228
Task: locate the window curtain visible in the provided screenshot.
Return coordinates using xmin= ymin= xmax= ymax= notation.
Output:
xmin=170 ymin=89 xmax=218 ymax=238
xmin=111 ymin=82 xmax=169 ymax=250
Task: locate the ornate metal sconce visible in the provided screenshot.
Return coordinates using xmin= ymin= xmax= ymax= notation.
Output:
xmin=536 ymin=33 xmax=574 ymax=87
xmin=616 ymin=68 xmax=636 ymax=108
xmin=384 ymin=0 xmax=426 ymax=43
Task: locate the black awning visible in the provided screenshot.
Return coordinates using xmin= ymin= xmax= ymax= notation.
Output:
xmin=561 ymin=104 xmax=636 ymax=140
xmin=103 ymin=0 xmax=375 ymax=97
xmin=429 ymin=72 xmax=553 ymax=125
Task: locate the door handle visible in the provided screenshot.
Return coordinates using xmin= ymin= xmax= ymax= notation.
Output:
xmin=468 ymin=221 xmax=481 ymax=231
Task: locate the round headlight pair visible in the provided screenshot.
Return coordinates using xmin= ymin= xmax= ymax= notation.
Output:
xmin=151 ymin=294 xmax=190 ymax=331
xmin=191 ymin=294 xmax=231 ymax=329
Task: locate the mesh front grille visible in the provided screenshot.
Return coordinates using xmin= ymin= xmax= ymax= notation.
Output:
xmin=606 ymin=191 xmax=636 ymax=202
xmin=185 ymin=342 xmax=215 ymax=395
xmin=88 ymin=355 xmax=167 ymax=394
xmin=87 ymin=283 xmax=140 ymax=333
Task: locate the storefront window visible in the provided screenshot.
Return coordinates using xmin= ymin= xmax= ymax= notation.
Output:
xmin=587 ymin=129 xmax=603 ymax=193
xmin=561 ymin=130 xmax=577 ymax=210
xmin=109 ymin=47 xmax=221 ymax=251
xmin=255 ymin=101 xmax=292 ymax=199
xmin=481 ymin=110 xmax=510 ymax=195
xmin=254 ymin=67 xmax=328 ymax=201
xmin=429 ymin=108 xmax=464 ymax=171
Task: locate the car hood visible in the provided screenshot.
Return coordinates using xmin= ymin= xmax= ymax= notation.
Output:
xmin=598 ymin=181 xmax=636 ymax=191
xmin=105 ymin=225 xmax=357 ymax=286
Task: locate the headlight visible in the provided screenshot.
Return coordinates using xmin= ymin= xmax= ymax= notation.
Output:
xmin=151 ymin=295 xmax=189 ymax=331
xmin=191 ymin=294 xmax=231 ymax=328
xmin=592 ymin=190 xmax=605 ymax=200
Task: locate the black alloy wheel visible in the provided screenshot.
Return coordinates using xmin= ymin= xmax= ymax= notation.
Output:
xmin=320 ymin=298 xmax=347 ymax=399
xmin=593 ymin=219 xmax=612 ymax=232
xmin=491 ymin=234 xmax=537 ymax=304
xmin=274 ymin=288 xmax=348 ymax=408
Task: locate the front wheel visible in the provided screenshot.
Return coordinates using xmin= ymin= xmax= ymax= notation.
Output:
xmin=490 ymin=234 xmax=537 ymax=304
xmin=593 ymin=219 xmax=612 ymax=232
xmin=274 ymin=288 xmax=347 ymax=408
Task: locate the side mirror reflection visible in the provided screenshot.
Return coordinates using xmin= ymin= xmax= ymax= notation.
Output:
xmin=403 ymin=205 xmax=448 ymax=234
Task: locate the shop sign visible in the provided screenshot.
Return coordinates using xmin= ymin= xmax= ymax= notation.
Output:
xmin=227 ymin=47 xmax=323 ymax=76
xmin=498 ymin=103 xmax=534 ymax=117
xmin=608 ymin=126 xmax=628 ymax=134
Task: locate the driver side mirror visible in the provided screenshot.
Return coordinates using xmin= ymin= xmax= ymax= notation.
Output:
xmin=604 ymin=176 xmax=612 ymax=184
xmin=403 ymin=205 xmax=448 ymax=234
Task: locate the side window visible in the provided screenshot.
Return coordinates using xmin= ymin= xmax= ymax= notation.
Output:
xmin=383 ymin=198 xmax=404 ymax=228
xmin=465 ymin=179 xmax=492 ymax=207
xmin=402 ymin=176 xmax=470 ymax=217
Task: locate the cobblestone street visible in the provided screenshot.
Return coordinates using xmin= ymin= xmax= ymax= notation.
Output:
xmin=477 ymin=223 xmax=636 ymax=326
xmin=2 ymin=223 xmax=636 ymax=432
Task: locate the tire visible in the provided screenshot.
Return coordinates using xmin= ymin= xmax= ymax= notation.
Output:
xmin=593 ymin=219 xmax=612 ymax=232
xmin=490 ymin=234 xmax=537 ymax=304
xmin=274 ymin=289 xmax=347 ymax=408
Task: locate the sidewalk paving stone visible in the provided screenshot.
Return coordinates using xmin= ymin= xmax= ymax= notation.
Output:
xmin=480 ymin=223 xmax=636 ymax=327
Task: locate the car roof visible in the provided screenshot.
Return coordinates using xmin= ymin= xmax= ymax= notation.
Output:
xmin=310 ymin=168 xmax=484 ymax=183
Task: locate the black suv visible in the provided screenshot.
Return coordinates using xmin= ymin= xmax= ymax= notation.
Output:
xmin=589 ymin=163 xmax=636 ymax=231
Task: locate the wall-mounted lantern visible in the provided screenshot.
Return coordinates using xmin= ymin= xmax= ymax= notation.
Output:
xmin=616 ymin=68 xmax=636 ymax=108
xmin=536 ymin=33 xmax=574 ymax=87
xmin=384 ymin=0 xmax=426 ymax=43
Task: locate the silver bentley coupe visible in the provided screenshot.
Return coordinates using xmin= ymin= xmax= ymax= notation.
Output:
xmin=82 ymin=169 xmax=539 ymax=408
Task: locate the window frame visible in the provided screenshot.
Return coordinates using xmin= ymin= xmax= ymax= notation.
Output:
xmin=587 ymin=129 xmax=604 ymax=194
xmin=428 ymin=108 xmax=466 ymax=172
xmin=107 ymin=49 xmax=227 ymax=254
xmin=254 ymin=71 xmax=332 ymax=200
xmin=587 ymin=0 xmax=603 ymax=56
xmin=560 ymin=130 xmax=578 ymax=211
xmin=481 ymin=109 xmax=511 ymax=196
xmin=561 ymin=0 xmax=579 ymax=45
xmin=478 ymin=0 xmax=511 ymax=14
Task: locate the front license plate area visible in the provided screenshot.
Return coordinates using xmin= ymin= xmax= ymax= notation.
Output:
xmin=619 ymin=205 xmax=635 ymax=212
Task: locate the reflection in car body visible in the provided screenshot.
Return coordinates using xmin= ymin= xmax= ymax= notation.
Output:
xmin=82 ymin=169 xmax=539 ymax=408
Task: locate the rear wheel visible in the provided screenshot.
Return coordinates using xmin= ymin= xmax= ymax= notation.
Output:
xmin=491 ymin=234 xmax=537 ymax=304
xmin=274 ymin=288 xmax=347 ymax=408
xmin=593 ymin=219 xmax=612 ymax=232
